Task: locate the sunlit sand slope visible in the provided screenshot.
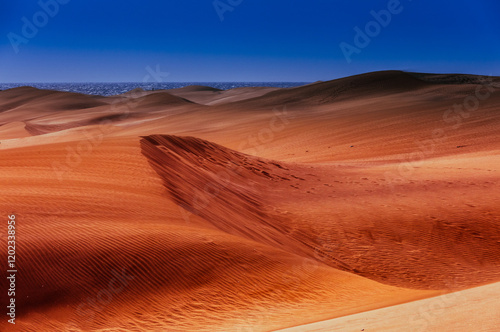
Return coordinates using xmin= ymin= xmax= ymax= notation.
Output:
xmin=277 ymin=281 xmax=500 ymax=332
xmin=141 ymin=135 xmax=500 ymax=290
xmin=0 ymin=137 xmax=432 ymax=331
xmin=0 ymin=71 xmax=499 ymax=331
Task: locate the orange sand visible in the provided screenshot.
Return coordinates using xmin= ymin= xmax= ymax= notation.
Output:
xmin=0 ymin=71 xmax=499 ymax=331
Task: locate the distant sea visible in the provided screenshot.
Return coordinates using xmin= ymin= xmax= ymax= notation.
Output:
xmin=0 ymin=82 xmax=309 ymax=97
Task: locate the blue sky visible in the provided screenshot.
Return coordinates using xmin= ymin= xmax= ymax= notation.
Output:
xmin=1 ymin=0 xmax=499 ymax=82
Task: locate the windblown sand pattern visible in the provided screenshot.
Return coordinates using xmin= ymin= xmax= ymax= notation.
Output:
xmin=1 ymin=71 xmax=499 ymax=331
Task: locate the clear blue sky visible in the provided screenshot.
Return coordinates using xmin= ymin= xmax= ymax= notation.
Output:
xmin=1 ymin=0 xmax=499 ymax=82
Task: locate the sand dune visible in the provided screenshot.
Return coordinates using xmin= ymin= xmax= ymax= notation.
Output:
xmin=1 ymin=71 xmax=499 ymax=331
xmin=0 ymin=86 xmax=107 ymax=114
xmin=218 ymin=71 xmax=428 ymax=109
xmin=167 ymin=85 xmax=281 ymax=105
xmin=0 ymin=121 xmax=31 ymax=140
xmin=141 ymin=134 xmax=500 ymax=290
xmin=132 ymin=91 xmax=196 ymax=107
xmin=277 ymin=281 xmax=500 ymax=331
xmin=0 ymin=136 xmax=434 ymax=331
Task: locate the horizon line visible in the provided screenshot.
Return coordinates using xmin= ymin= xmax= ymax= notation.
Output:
xmin=2 ymin=70 xmax=499 ymax=85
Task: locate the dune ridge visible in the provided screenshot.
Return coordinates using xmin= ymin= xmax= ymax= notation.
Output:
xmin=0 ymin=136 xmax=434 ymax=331
xmin=1 ymin=71 xmax=499 ymax=330
xmin=141 ymin=134 xmax=500 ymax=290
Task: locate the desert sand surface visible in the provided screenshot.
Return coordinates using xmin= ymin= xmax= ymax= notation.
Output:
xmin=0 ymin=71 xmax=499 ymax=331
xmin=166 ymin=85 xmax=281 ymax=105
xmin=277 ymin=281 xmax=500 ymax=332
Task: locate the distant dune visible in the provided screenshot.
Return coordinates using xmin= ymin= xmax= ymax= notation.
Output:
xmin=166 ymin=85 xmax=281 ymax=105
xmin=409 ymin=72 xmax=500 ymax=85
xmin=0 ymin=86 xmax=107 ymax=114
xmin=219 ymin=71 xmax=428 ymax=108
xmin=1 ymin=71 xmax=499 ymax=331
xmin=0 ymin=121 xmax=31 ymax=139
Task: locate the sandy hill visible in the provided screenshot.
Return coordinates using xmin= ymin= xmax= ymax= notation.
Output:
xmin=167 ymin=85 xmax=280 ymax=105
xmin=169 ymin=85 xmax=223 ymax=93
xmin=131 ymin=91 xmax=196 ymax=107
xmin=0 ymin=86 xmax=107 ymax=114
xmin=410 ymin=72 xmax=500 ymax=85
xmin=220 ymin=70 xmax=500 ymax=110
xmin=141 ymin=134 xmax=500 ymax=290
xmin=221 ymin=71 xmax=428 ymax=108
xmin=0 ymin=71 xmax=499 ymax=331
xmin=0 ymin=121 xmax=31 ymax=140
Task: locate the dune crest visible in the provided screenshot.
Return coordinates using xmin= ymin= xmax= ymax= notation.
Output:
xmin=1 ymin=71 xmax=500 ymax=330
xmin=141 ymin=134 xmax=500 ymax=290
